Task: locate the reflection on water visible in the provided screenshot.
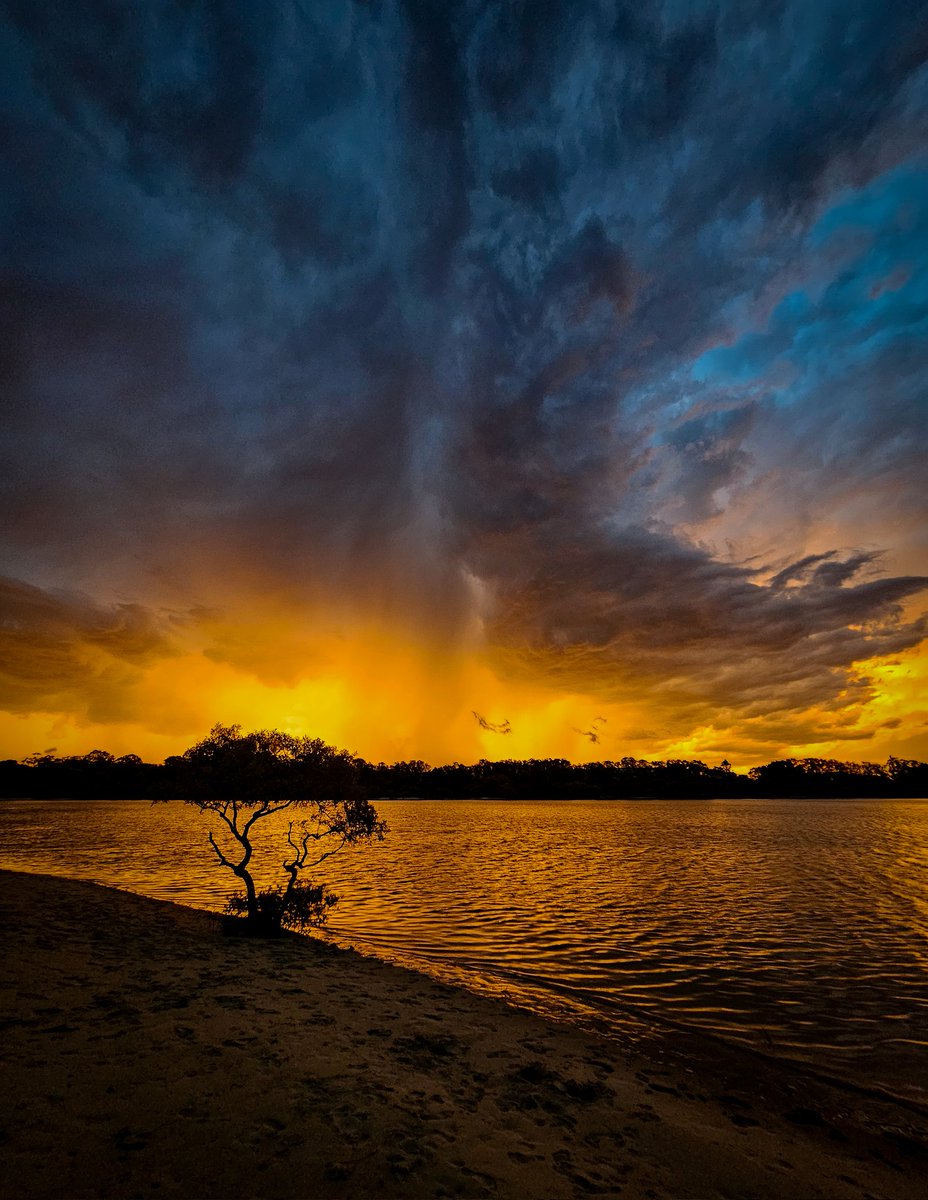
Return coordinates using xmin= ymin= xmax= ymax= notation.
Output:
xmin=1 ymin=797 xmax=927 ymax=1101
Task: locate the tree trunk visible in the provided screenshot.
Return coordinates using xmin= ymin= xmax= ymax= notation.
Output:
xmin=235 ymin=862 xmax=259 ymax=922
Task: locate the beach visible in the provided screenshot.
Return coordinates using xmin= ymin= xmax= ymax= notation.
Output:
xmin=1 ymin=870 xmax=926 ymax=1199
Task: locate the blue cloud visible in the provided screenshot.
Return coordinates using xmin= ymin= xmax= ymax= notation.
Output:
xmin=691 ymin=163 xmax=928 ymax=412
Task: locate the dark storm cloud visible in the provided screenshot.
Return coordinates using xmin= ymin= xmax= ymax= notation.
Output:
xmin=3 ymin=0 xmax=275 ymax=187
xmin=657 ymin=405 xmax=757 ymax=522
xmin=1 ymin=1 xmax=926 ymax=729
xmin=482 ymin=526 xmax=927 ymax=711
xmin=0 ymin=577 xmax=178 ymax=719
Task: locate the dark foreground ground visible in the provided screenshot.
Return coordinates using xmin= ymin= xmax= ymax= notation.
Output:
xmin=2 ymin=869 xmax=927 ymax=1199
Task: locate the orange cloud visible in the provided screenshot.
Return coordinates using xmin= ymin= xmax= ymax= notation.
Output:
xmin=0 ymin=572 xmax=925 ymax=770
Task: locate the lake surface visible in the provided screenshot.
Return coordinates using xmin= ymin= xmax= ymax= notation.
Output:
xmin=2 ymin=797 xmax=927 ymax=1103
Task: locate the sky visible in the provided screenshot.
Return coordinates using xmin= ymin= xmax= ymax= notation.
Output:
xmin=1 ymin=0 xmax=926 ymax=769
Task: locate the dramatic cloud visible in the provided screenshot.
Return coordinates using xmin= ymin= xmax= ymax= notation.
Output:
xmin=1 ymin=2 xmax=926 ymax=764
xmin=0 ymin=576 xmax=179 ymax=722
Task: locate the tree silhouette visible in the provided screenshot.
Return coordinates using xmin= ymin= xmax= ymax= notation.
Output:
xmin=3 ymin=744 xmax=926 ymax=801
xmin=174 ymin=724 xmax=386 ymax=934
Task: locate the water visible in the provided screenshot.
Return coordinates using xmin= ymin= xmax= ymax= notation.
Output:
xmin=2 ymin=797 xmax=927 ymax=1102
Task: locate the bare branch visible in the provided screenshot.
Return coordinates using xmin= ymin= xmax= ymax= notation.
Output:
xmin=265 ymin=798 xmax=297 ymax=817
xmin=215 ymin=806 xmax=237 ymax=835
xmin=241 ymin=799 xmax=268 ymax=837
xmin=239 ymin=797 xmax=296 ymax=838
xmin=282 ymin=822 xmax=316 ymax=874
xmin=301 ymin=833 xmax=349 ymax=871
xmin=207 ymin=830 xmax=236 ymax=871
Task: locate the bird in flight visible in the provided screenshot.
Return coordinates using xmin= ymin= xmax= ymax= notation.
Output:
xmin=472 ymin=711 xmax=512 ymax=734
xmin=574 ymin=716 xmax=607 ymax=744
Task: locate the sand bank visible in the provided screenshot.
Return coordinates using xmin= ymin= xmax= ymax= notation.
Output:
xmin=1 ymin=869 xmax=926 ymax=1199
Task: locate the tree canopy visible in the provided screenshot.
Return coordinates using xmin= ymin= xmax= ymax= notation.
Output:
xmin=172 ymin=724 xmax=386 ymax=934
xmin=2 ymin=742 xmax=926 ymax=801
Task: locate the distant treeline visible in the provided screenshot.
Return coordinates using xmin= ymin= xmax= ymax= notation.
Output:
xmin=1 ymin=748 xmax=926 ymax=800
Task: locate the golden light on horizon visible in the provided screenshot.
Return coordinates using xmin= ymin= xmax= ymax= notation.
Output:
xmin=1 ymin=599 xmax=925 ymax=770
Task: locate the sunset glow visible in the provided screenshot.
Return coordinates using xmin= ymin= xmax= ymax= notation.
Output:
xmin=1 ymin=597 xmax=925 ymax=770
xmin=1 ymin=4 xmax=926 ymax=770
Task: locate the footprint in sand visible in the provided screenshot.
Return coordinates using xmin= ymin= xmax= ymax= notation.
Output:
xmin=456 ymin=1163 xmax=497 ymax=1194
xmin=508 ymin=1149 xmax=544 ymax=1163
xmin=214 ymin=994 xmax=246 ymax=1010
xmin=390 ymin=1032 xmax=466 ymax=1070
xmin=113 ymin=1125 xmax=149 ymax=1153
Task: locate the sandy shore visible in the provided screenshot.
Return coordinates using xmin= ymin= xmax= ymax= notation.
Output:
xmin=2 ymin=870 xmax=926 ymax=1199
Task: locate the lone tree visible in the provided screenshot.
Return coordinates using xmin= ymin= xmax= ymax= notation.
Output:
xmin=174 ymin=724 xmax=386 ymax=934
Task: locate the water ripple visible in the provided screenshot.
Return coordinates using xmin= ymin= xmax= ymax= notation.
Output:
xmin=1 ymin=796 xmax=926 ymax=1100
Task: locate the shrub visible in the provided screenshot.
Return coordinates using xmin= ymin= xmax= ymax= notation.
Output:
xmin=224 ymin=880 xmax=339 ymax=934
